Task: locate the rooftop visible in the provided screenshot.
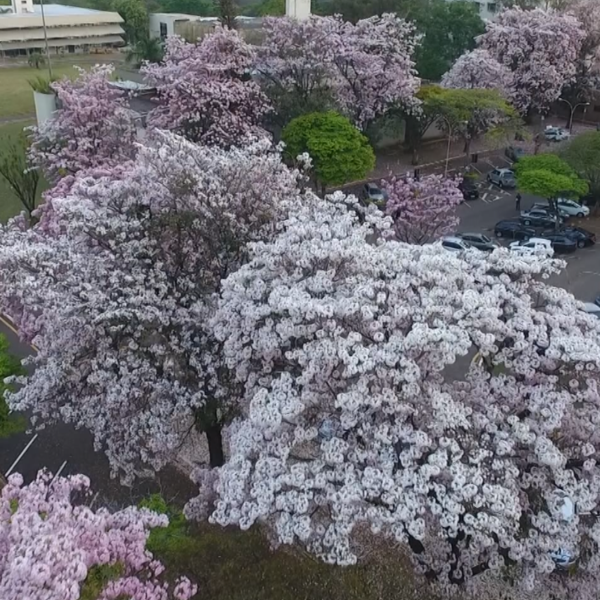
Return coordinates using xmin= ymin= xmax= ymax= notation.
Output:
xmin=0 ymin=4 xmax=115 ymax=18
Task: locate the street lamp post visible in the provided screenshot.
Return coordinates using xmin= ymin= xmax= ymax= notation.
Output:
xmin=39 ymin=0 xmax=53 ymax=80
xmin=559 ymin=98 xmax=590 ymax=133
xmin=442 ymin=117 xmax=468 ymax=177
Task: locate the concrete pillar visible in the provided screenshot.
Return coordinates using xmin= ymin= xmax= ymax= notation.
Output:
xmin=285 ymin=0 xmax=311 ymax=20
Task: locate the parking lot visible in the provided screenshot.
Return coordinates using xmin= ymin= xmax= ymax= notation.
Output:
xmin=455 ymin=154 xmax=600 ymax=304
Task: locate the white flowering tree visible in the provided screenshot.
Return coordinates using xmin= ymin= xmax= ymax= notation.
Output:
xmin=191 ymin=193 xmax=600 ymax=599
xmin=0 ymin=132 xmax=305 ymax=482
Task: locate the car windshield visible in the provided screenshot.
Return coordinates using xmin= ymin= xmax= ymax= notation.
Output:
xmin=481 ymin=235 xmax=491 ymax=242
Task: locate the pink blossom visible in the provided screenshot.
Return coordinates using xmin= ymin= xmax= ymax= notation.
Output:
xmin=142 ymin=29 xmax=271 ymax=147
xmin=0 ymin=471 xmax=197 ymax=600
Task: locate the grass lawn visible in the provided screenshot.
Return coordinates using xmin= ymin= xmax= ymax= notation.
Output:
xmin=0 ymin=119 xmax=47 ymax=223
xmin=131 ymin=496 xmax=432 ymax=600
xmin=0 ymin=57 xmax=119 ymax=120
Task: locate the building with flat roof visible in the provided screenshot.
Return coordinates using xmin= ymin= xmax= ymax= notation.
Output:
xmin=0 ymin=0 xmax=124 ymax=57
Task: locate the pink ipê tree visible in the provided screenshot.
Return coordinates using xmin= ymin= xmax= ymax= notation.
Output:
xmin=29 ymin=65 xmax=138 ymax=184
xmin=383 ymin=174 xmax=463 ymax=244
xmin=258 ymin=14 xmax=420 ymax=129
xmin=441 ymin=48 xmax=515 ymax=99
xmin=479 ymin=7 xmax=585 ymax=115
xmin=0 ymin=131 xmax=307 ymax=483
xmin=188 ymin=192 xmax=600 ymax=600
xmin=142 ymin=29 xmax=271 ymax=147
xmin=0 ymin=470 xmax=196 ymax=600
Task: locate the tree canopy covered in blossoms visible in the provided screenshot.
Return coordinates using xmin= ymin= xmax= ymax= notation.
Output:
xmin=258 ymin=14 xmax=419 ymax=128
xmin=188 ymin=192 xmax=600 ymax=600
xmin=143 ymin=28 xmax=271 ymax=146
xmin=441 ymin=49 xmax=514 ymax=99
xmin=479 ymin=7 xmax=585 ymax=114
xmin=29 ymin=65 xmax=137 ymax=184
xmin=0 ymin=470 xmax=196 ymax=600
xmin=383 ymin=174 xmax=462 ymax=244
xmin=0 ymin=132 xmax=305 ymax=482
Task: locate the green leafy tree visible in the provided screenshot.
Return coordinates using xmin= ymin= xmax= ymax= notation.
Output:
xmin=429 ymin=88 xmax=522 ymax=157
xmin=282 ymin=111 xmax=376 ymax=194
xmin=327 ymin=0 xmax=419 ymax=22
xmin=254 ymin=0 xmax=284 ymax=15
xmin=27 ymin=52 xmax=46 ymax=69
xmin=0 ymin=333 xmax=26 ymax=438
xmin=162 ymin=0 xmax=212 ymax=13
xmin=0 ymin=134 xmax=40 ymax=222
xmin=516 ymin=154 xmax=589 ymax=219
xmin=111 ymin=0 xmax=149 ymax=44
xmin=413 ymin=0 xmax=485 ymax=81
xmin=562 ymin=131 xmax=600 ymax=203
xmin=215 ymin=0 xmax=237 ymax=28
xmin=404 ymin=84 xmax=446 ymax=165
xmin=126 ymin=36 xmax=164 ymax=67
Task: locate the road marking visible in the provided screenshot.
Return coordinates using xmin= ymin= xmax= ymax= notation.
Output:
xmin=5 ymin=433 xmax=39 ymax=477
xmin=89 ymin=491 xmax=100 ymax=509
xmin=481 ymin=192 xmax=488 ymax=201
xmin=0 ymin=313 xmax=38 ymax=352
xmin=51 ymin=460 xmax=68 ymax=483
xmin=582 ymin=271 xmax=600 ymax=277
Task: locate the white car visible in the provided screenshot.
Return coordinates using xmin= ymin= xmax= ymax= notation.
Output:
xmin=581 ymin=302 xmax=600 ymax=318
xmin=537 ymin=198 xmax=590 ymax=218
xmin=509 ymin=237 xmax=554 ymax=257
xmin=544 ymin=126 xmax=570 ymax=142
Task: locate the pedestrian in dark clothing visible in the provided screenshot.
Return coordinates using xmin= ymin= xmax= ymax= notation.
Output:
xmin=516 ymin=193 xmax=522 ymax=211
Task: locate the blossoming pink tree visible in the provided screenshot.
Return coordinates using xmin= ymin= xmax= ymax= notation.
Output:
xmin=383 ymin=174 xmax=463 ymax=244
xmin=441 ymin=49 xmax=514 ymax=99
xmin=29 ymin=65 xmax=137 ymax=183
xmin=192 ymin=193 xmax=600 ymax=599
xmin=0 ymin=132 xmax=305 ymax=482
xmin=479 ymin=7 xmax=585 ymax=115
xmin=258 ymin=14 xmax=419 ymax=129
xmin=143 ymin=29 xmax=271 ymax=146
xmin=0 ymin=470 xmax=196 ymax=600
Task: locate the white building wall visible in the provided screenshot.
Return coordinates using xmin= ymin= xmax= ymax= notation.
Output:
xmin=11 ymin=0 xmax=33 ymax=15
xmin=285 ymin=0 xmax=311 ymax=20
xmin=445 ymin=0 xmax=499 ymax=21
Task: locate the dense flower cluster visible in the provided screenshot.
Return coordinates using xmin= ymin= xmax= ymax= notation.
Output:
xmin=188 ymin=193 xmax=600 ymax=599
xmin=383 ymin=174 xmax=463 ymax=244
xmin=143 ymin=29 xmax=271 ymax=146
xmin=0 ymin=471 xmax=196 ymax=600
xmin=29 ymin=65 xmax=137 ymax=183
xmin=479 ymin=7 xmax=585 ymax=114
xmin=0 ymin=132 xmax=305 ymax=481
xmin=259 ymin=14 xmax=420 ymax=128
xmin=441 ymin=49 xmax=514 ymax=99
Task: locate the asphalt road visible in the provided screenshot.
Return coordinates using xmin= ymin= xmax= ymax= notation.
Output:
xmin=2 ymin=148 xmax=599 ymax=503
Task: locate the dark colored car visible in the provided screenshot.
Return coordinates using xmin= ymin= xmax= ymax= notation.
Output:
xmin=540 ymin=233 xmax=578 ymax=254
xmin=505 ymin=146 xmax=526 ymax=162
xmin=520 ymin=208 xmax=564 ymax=229
xmin=494 ymin=220 xmax=536 ymax=240
xmin=459 ymin=178 xmax=479 ymax=200
xmin=457 ymin=232 xmax=498 ymax=251
xmin=550 ymin=225 xmax=596 ymax=248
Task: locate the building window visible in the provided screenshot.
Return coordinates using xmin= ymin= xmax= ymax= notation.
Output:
xmin=160 ymin=22 xmax=167 ymax=39
xmin=487 ymin=2 xmax=497 ymax=12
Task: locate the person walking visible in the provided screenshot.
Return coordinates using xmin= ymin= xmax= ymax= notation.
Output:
xmin=516 ymin=193 xmax=522 ymax=211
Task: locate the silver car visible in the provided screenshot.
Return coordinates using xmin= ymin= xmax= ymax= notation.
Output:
xmin=487 ymin=168 xmax=516 ymax=189
xmin=362 ymin=182 xmax=389 ymax=206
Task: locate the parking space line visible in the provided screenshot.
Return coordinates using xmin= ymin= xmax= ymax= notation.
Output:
xmin=51 ymin=460 xmax=68 ymax=483
xmin=5 ymin=434 xmax=39 ymax=477
xmin=89 ymin=491 xmax=100 ymax=509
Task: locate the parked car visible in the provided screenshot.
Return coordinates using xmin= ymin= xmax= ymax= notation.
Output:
xmin=510 ymin=238 xmax=554 ymax=257
xmin=459 ymin=178 xmax=479 ymax=200
xmin=362 ymin=182 xmax=388 ymax=206
xmin=456 ymin=232 xmax=498 ymax=251
xmin=544 ymin=126 xmax=570 ymax=142
xmin=520 ymin=208 xmax=564 ymax=228
xmin=539 ymin=232 xmax=578 ymax=254
xmin=549 ymin=225 xmax=596 ymax=248
xmin=440 ymin=236 xmax=472 ymax=252
xmin=505 ymin=146 xmax=526 ymax=162
xmin=487 ymin=168 xmax=516 ymax=188
xmin=532 ymin=203 xmax=571 ymax=219
xmin=494 ymin=220 xmax=536 ymax=240
xmin=535 ymin=198 xmax=589 ymax=218
xmin=582 ymin=302 xmax=600 ymax=317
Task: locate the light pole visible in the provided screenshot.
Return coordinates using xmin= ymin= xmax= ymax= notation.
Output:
xmin=441 ymin=116 xmax=468 ymax=176
xmin=559 ymin=98 xmax=589 ymax=133
xmin=39 ymin=0 xmax=53 ymax=79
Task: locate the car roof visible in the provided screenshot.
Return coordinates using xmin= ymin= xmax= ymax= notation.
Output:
xmin=582 ymin=302 xmax=600 ymax=314
xmin=366 ymin=182 xmax=379 ymax=189
xmin=497 ymin=219 xmax=522 ymax=226
xmin=459 ymin=232 xmax=485 ymax=237
xmin=496 ymin=168 xmax=514 ymax=174
xmin=442 ymin=236 xmax=466 ymax=243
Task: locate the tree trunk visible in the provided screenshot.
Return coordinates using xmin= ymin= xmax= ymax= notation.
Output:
xmin=463 ymin=137 xmax=471 ymax=157
xmin=206 ymin=424 xmax=224 ymax=468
